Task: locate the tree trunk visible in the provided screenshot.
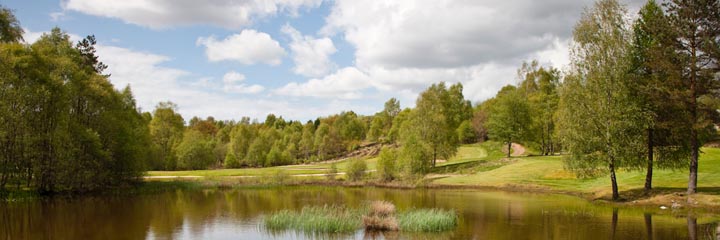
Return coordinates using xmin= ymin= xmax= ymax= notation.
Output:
xmin=645 ymin=128 xmax=654 ymax=193
xmin=610 ymin=159 xmax=619 ymax=201
xmin=688 ymin=133 xmax=698 ymax=194
xmin=687 ymin=37 xmax=698 ymax=195
xmin=507 ymin=141 xmax=512 ymax=158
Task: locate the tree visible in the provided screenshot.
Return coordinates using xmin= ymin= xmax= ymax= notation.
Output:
xmin=399 ymin=83 xmax=469 ymax=169
xmin=346 ymin=158 xmax=367 ymax=181
xmin=487 ymin=86 xmax=531 ymax=157
xmin=517 ymin=61 xmax=561 ymax=155
xmin=664 ymin=0 xmax=720 ymax=194
xmin=148 ymin=102 xmax=185 ymax=170
xmin=629 ymin=0 xmax=691 ymax=192
xmin=376 ymin=147 xmax=398 ymax=181
xmin=558 ymin=0 xmax=646 ymax=201
xmin=456 ymin=120 xmax=477 ymax=144
xmin=176 ymin=130 xmax=214 ymax=170
xmin=0 ymin=6 xmax=23 ymax=43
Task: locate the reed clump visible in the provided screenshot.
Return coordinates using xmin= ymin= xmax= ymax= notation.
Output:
xmin=362 ymin=201 xmax=399 ymax=231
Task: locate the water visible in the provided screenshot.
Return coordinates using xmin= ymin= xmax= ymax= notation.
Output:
xmin=1 ymin=186 xmax=717 ymax=239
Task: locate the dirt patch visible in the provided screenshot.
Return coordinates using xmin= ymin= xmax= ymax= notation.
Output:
xmin=511 ymin=143 xmax=526 ymax=156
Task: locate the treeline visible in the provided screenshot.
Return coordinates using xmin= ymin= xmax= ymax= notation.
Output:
xmin=145 ymin=82 xmax=474 ymax=176
xmin=146 ymin=104 xmax=378 ymax=170
xmin=0 ymin=21 xmax=149 ymax=192
xmin=476 ymin=0 xmax=720 ymax=200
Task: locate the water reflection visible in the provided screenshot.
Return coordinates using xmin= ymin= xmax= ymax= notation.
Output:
xmin=0 ymin=187 xmax=717 ymax=240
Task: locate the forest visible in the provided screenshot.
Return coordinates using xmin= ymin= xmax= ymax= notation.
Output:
xmin=0 ymin=0 xmax=718 ymax=200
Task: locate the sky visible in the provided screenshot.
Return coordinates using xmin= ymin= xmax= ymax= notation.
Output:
xmin=4 ymin=0 xmax=643 ymax=122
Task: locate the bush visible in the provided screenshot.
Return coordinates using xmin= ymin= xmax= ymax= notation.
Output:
xmin=346 ymin=158 xmax=367 ymax=181
xmin=326 ymin=163 xmax=338 ymax=181
xmin=223 ymin=153 xmax=241 ymax=168
xmin=270 ymin=170 xmax=290 ymax=185
xmin=376 ymin=147 xmax=397 ymax=181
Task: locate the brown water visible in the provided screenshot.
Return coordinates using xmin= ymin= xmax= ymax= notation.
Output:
xmin=1 ymin=186 xmax=718 ymax=239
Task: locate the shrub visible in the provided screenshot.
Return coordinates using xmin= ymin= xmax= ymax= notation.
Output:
xmin=326 ymin=163 xmax=338 ymax=181
xmin=376 ymin=147 xmax=397 ymax=181
xmin=346 ymin=158 xmax=367 ymax=181
xmin=363 ymin=201 xmax=399 ymax=231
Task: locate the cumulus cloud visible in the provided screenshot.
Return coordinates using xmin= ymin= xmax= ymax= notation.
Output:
xmin=321 ymin=0 xmax=602 ymax=69
xmin=61 ymin=0 xmax=323 ymax=29
xmin=281 ymin=24 xmax=337 ymax=77
xmin=197 ymin=30 xmax=286 ymax=65
xmin=97 ymin=46 xmax=335 ymax=120
xmin=222 ymin=71 xmax=265 ymax=94
xmin=275 ymin=67 xmax=371 ymax=99
xmin=286 ymin=0 xmax=647 ymax=104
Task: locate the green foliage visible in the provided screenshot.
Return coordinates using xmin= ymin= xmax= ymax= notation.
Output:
xmin=397 ymin=209 xmax=458 ymax=232
xmin=399 ymin=134 xmax=433 ymax=175
xmin=0 ymin=6 xmax=23 ymax=43
xmin=0 ymin=25 xmax=148 ymax=192
xmin=399 ymin=82 xmax=471 ymax=170
xmin=346 ymin=158 xmax=367 ymax=181
xmin=149 ymin=102 xmax=185 ymax=170
xmin=376 ymin=147 xmax=398 ymax=181
xmin=558 ymin=0 xmax=646 ymax=200
xmin=326 ymin=163 xmax=338 ymax=181
xmin=516 ymin=61 xmax=561 ymax=155
xmin=264 ymin=205 xmax=363 ymax=233
xmin=223 ymin=152 xmax=241 ymax=169
xmin=176 ymin=130 xmax=215 ymax=170
xmin=456 ymin=120 xmax=477 ymax=144
xmin=486 ymin=86 xmax=532 ymax=157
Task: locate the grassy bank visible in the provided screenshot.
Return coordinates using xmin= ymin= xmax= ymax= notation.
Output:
xmin=143 ymin=141 xmax=720 ymax=210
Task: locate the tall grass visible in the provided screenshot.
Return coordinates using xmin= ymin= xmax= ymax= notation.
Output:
xmin=397 ymin=209 xmax=458 ymax=232
xmin=264 ymin=202 xmax=459 ymax=233
xmin=264 ymin=205 xmax=363 ymax=233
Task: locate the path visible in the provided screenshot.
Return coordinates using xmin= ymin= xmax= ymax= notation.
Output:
xmin=511 ymin=143 xmax=526 ymax=157
xmin=143 ymin=170 xmax=376 ymax=179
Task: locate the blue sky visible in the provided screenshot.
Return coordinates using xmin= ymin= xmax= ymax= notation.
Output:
xmin=2 ymin=0 xmax=644 ymax=121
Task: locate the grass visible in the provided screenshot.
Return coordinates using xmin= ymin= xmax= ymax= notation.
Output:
xmin=435 ymin=145 xmax=720 ymax=200
xmin=263 ymin=202 xmax=459 ymax=233
xmin=264 ymin=205 xmax=364 ymax=233
xmin=397 ymin=209 xmax=458 ymax=232
xmin=148 ymin=157 xmax=378 ymax=178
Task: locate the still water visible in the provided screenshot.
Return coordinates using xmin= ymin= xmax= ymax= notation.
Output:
xmin=1 ymin=186 xmax=718 ymax=239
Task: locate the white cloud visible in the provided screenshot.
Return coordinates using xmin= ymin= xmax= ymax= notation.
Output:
xmin=50 ymin=12 xmax=66 ymax=21
xmin=322 ymin=0 xmax=595 ymax=69
xmin=275 ymin=67 xmax=371 ymax=99
xmin=222 ymin=71 xmax=265 ymax=94
xmin=281 ymin=24 xmax=337 ymax=77
xmin=197 ymin=30 xmax=286 ymax=65
xmin=61 ymin=0 xmax=323 ymax=29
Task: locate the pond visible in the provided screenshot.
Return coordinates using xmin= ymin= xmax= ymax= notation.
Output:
xmin=0 ymin=186 xmax=717 ymax=239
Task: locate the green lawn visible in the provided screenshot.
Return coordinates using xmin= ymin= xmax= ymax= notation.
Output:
xmin=147 ymin=142 xmax=720 ymax=199
xmin=148 ymin=157 xmax=378 ymax=177
xmin=435 ymin=146 xmax=720 ymax=197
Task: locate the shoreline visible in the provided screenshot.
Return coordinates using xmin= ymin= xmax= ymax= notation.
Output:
xmin=140 ymin=177 xmax=720 ymax=216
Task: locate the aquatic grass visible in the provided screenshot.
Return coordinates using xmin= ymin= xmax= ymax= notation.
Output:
xmin=397 ymin=209 xmax=458 ymax=232
xmin=264 ymin=205 xmax=363 ymax=233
